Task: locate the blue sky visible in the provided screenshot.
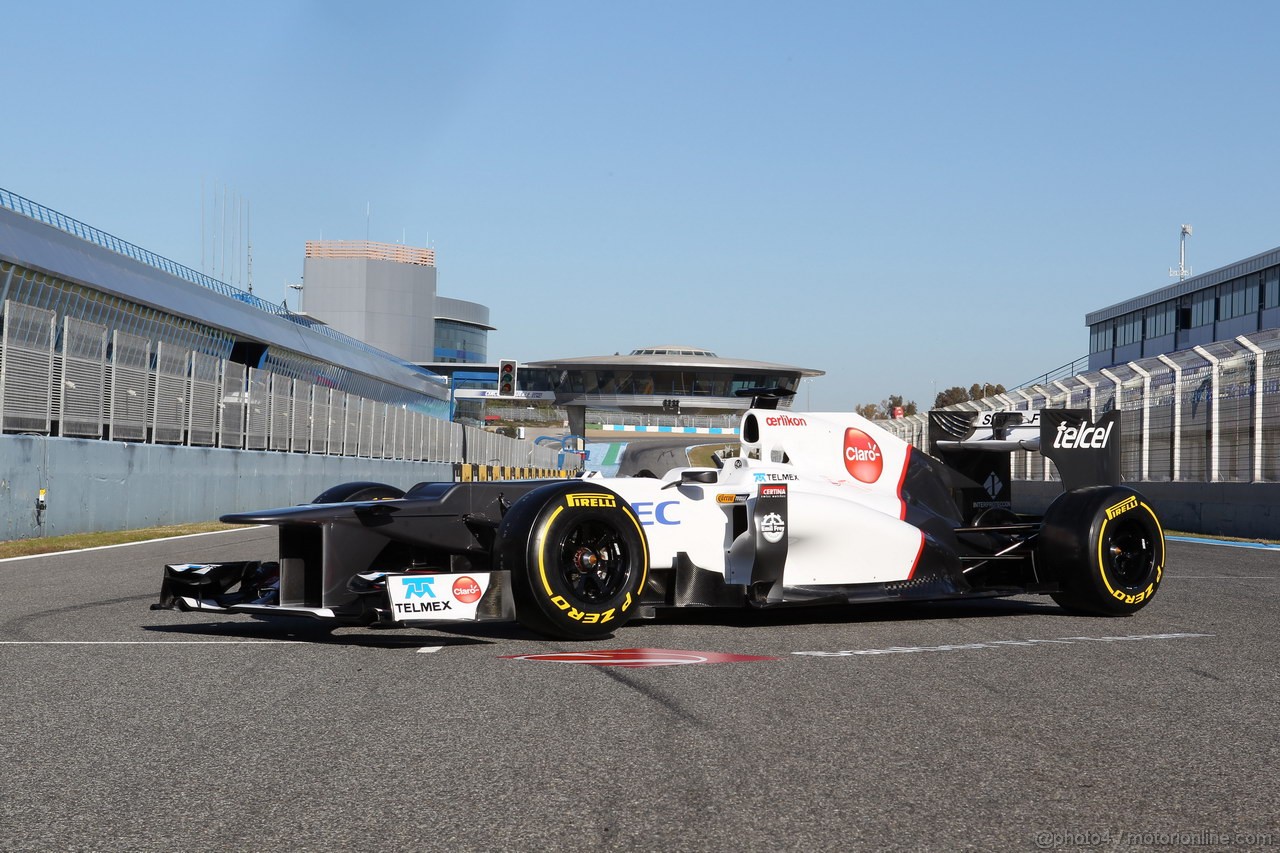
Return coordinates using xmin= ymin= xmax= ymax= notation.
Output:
xmin=4 ymin=1 xmax=1278 ymax=411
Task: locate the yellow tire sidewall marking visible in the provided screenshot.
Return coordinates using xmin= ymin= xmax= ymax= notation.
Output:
xmin=1095 ymin=500 xmax=1164 ymax=603
xmin=537 ymin=505 xmax=566 ymax=597
xmin=534 ymin=496 xmax=650 ymax=619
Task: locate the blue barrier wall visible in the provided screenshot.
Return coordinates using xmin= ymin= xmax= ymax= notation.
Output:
xmin=1014 ymin=480 xmax=1280 ymax=540
xmin=0 ymin=435 xmax=452 ymax=541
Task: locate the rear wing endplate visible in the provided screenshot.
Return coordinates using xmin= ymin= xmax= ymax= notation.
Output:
xmin=928 ymin=409 xmax=1122 ymax=516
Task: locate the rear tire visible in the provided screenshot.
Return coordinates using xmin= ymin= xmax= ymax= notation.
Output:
xmin=311 ymin=481 xmax=405 ymax=503
xmin=497 ymin=482 xmax=649 ymax=640
xmin=1038 ymin=486 xmax=1164 ymax=615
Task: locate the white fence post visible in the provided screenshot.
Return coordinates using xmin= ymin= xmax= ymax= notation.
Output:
xmin=1077 ymin=375 xmax=1097 ymax=417
xmin=1129 ymin=362 xmax=1152 ymax=481
xmin=1193 ymin=346 xmax=1220 ymax=483
xmin=1156 ymin=355 xmax=1183 ymax=482
xmin=1238 ymin=335 xmax=1265 ymax=483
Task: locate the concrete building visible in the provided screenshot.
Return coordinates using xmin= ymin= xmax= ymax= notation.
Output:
xmin=1087 ymin=244 xmax=1280 ymax=371
xmin=300 ymin=240 xmax=493 ymax=365
xmin=421 ymin=346 xmax=823 ymax=433
xmin=530 ymin=345 xmax=823 ymax=437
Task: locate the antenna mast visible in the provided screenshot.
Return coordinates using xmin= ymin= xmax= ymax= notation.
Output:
xmin=246 ymin=200 xmax=253 ymax=294
xmin=1169 ymin=224 xmax=1193 ymax=280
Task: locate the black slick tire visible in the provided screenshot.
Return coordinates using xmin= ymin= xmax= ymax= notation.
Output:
xmin=311 ymin=481 xmax=406 ymax=503
xmin=497 ymin=481 xmax=649 ymax=640
xmin=1038 ymin=485 xmax=1164 ymax=616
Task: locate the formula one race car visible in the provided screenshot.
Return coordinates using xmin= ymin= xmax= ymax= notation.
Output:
xmin=154 ymin=392 xmax=1165 ymax=640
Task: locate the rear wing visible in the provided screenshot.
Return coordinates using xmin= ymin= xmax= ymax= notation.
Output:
xmin=928 ymin=409 xmax=1121 ymax=518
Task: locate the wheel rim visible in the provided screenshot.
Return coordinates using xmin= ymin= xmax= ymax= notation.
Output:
xmin=1104 ymin=518 xmax=1156 ymax=587
xmin=553 ymin=518 xmax=631 ymax=603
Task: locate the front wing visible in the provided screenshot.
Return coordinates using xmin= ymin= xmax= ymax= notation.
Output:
xmin=154 ymin=561 xmax=516 ymax=627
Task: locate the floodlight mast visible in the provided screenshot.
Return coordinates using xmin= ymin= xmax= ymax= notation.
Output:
xmin=1169 ymin=224 xmax=1193 ymax=280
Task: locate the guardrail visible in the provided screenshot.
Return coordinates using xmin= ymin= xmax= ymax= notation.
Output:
xmin=1013 ymin=355 xmax=1092 ymax=390
xmin=881 ymin=329 xmax=1280 ymax=483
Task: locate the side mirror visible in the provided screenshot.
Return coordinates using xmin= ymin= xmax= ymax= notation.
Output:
xmin=664 ymin=469 xmax=718 ymax=489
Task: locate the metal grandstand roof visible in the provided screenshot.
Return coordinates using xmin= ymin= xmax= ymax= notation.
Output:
xmin=0 ymin=197 xmax=446 ymax=399
xmin=1085 ymin=243 xmax=1280 ymax=325
xmin=528 ymin=350 xmax=823 ymax=376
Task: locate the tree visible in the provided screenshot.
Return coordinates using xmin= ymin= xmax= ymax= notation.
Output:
xmin=882 ymin=394 xmax=918 ymax=417
xmin=934 ymin=382 xmax=1007 ymax=410
xmin=853 ymin=396 xmax=918 ymax=420
xmin=969 ymin=382 xmax=1006 ymax=401
xmin=933 ymin=386 xmax=971 ymax=409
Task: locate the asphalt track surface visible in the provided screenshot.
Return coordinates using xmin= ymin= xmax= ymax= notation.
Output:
xmin=2 ymin=531 xmax=1278 ymax=852
xmin=614 ymin=435 xmax=722 ymax=477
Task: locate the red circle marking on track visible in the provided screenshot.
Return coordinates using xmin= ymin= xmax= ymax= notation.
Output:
xmin=500 ymin=648 xmax=779 ymax=667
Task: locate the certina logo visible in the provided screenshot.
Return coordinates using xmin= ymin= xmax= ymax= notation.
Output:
xmin=759 ymin=485 xmax=787 ymax=499
xmin=765 ymin=415 xmax=807 ymax=427
xmin=843 ymin=428 xmax=884 ymax=483
xmin=452 ymin=576 xmax=483 ymax=603
xmin=566 ymin=493 xmax=617 ymax=508
xmin=1052 ymin=420 xmax=1114 ymax=450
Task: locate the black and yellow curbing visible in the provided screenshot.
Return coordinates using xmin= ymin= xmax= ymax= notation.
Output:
xmin=453 ymin=463 xmax=576 ymax=483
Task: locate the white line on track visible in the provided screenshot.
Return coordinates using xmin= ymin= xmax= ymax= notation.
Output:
xmin=1166 ymin=535 xmax=1280 ymax=551
xmin=0 ymin=526 xmax=268 ymax=564
xmin=416 ymin=646 xmax=444 ymax=654
xmin=793 ymin=632 xmax=1214 ymax=658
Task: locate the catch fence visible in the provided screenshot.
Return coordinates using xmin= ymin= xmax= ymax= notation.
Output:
xmin=881 ymin=329 xmax=1280 ymax=484
xmin=0 ymin=300 xmax=568 ymax=470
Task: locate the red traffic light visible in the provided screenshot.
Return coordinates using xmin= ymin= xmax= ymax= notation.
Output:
xmin=498 ymin=360 xmax=517 ymax=396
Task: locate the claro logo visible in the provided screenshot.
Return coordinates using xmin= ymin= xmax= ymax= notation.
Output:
xmin=765 ymin=415 xmax=807 ymax=427
xmin=452 ymin=576 xmax=483 ymax=604
xmin=843 ymin=428 xmax=884 ymax=483
xmin=1052 ymin=421 xmax=1114 ymax=450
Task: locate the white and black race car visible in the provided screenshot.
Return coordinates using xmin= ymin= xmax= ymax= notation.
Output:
xmin=154 ymin=391 xmax=1165 ymax=640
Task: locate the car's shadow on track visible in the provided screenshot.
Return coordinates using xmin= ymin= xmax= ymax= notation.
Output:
xmin=630 ymin=596 xmax=1072 ymax=631
xmin=143 ymin=618 xmax=541 ymax=647
xmin=144 ymin=596 xmax=1076 ymax=646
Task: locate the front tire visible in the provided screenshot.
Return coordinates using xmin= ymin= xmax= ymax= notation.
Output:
xmin=311 ymin=481 xmax=405 ymax=503
xmin=497 ymin=482 xmax=649 ymax=640
xmin=1038 ymin=486 xmax=1164 ymax=615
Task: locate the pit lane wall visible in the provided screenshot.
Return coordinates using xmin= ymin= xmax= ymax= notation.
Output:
xmin=0 ymin=435 xmax=454 ymax=542
xmin=1012 ymin=480 xmax=1280 ymax=540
